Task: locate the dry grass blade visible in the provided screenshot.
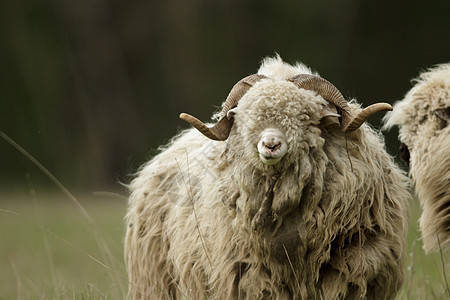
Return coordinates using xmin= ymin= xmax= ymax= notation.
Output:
xmin=436 ymin=231 xmax=450 ymax=296
xmin=283 ymin=244 xmax=301 ymax=292
xmin=344 ymin=133 xmax=354 ymax=173
xmin=0 ymin=208 xmax=150 ymax=297
xmin=357 ymin=200 xmax=364 ymax=299
xmin=0 ymin=129 xmax=126 ymax=296
xmin=0 ymin=209 xmax=120 ymax=277
xmin=0 ymin=130 xmax=93 ymax=224
xmin=175 ymin=155 xmax=213 ymax=268
xmin=9 ymin=260 xmax=23 ymax=299
xmin=407 ymin=240 xmax=417 ymax=299
xmin=27 ymin=177 xmax=59 ymax=289
xmin=166 ymin=269 xmax=190 ymax=300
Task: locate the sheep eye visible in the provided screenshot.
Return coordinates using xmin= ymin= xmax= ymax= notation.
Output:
xmin=399 ymin=143 xmax=410 ymax=166
xmin=434 ymin=107 xmax=449 ymax=130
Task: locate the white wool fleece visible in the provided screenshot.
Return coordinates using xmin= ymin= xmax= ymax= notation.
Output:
xmin=126 ymin=56 xmax=410 ymax=299
xmin=384 ymin=63 xmax=450 ymax=253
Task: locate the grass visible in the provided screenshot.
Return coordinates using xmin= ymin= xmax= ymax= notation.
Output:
xmin=0 ymin=192 xmax=128 ymax=299
xmin=0 ymin=129 xmax=447 ymax=299
xmin=399 ymin=198 xmax=450 ymax=299
xmin=1 ymin=193 xmax=448 ymax=299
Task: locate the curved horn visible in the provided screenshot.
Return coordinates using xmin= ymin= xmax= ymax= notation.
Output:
xmin=343 ymin=103 xmax=393 ymax=132
xmin=288 ymin=74 xmax=392 ymax=132
xmin=180 ymin=74 xmax=266 ymax=140
xmin=179 ymin=113 xmax=233 ymax=141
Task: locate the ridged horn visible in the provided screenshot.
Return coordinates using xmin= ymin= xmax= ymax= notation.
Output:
xmin=180 ymin=74 xmax=266 ymax=140
xmin=288 ymin=74 xmax=392 ymax=132
xmin=343 ymin=103 xmax=393 ymax=132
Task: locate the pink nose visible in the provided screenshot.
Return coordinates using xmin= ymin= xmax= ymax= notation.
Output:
xmin=263 ymin=141 xmax=282 ymax=153
xmin=257 ymin=128 xmax=288 ymax=165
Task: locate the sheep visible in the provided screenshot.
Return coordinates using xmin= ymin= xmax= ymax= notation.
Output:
xmin=383 ymin=63 xmax=450 ymax=253
xmin=125 ymin=56 xmax=410 ymax=299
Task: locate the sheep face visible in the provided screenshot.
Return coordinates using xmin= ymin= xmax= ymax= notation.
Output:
xmin=228 ymin=80 xmax=328 ymax=172
xmin=383 ymin=63 xmax=450 ymax=252
xmin=127 ymin=56 xmax=411 ymax=299
xmin=385 ymin=64 xmax=450 ymax=152
xmin=257 ymin=128 xmax=288 ymax=165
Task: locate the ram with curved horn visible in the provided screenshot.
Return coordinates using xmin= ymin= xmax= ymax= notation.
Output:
xmin=179 ymin=74 xmax=267 ymax=140
xmin=287 ymin=74 xmax=393 ymax=132
xmin=180 ymin=73 xmax=392 ymax=139
xmin=125 ymin=55 xmax=410 ymax=299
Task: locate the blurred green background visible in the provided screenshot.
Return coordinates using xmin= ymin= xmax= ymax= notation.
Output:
xmin=1 ymin=0 xmax=449 ymax=192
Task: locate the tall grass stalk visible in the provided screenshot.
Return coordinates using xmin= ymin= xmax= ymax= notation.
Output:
xmin=2 ymin=129 xmax=448 ymax=299
xmin=0 ymin=129 xmax=127 ymax=297
xmin=407 ymin=240 xmax=417 ymax=299
xmin=436 ymin=231 xmax=450 ymax=296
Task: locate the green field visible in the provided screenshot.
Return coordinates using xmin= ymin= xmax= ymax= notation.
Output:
xmin=0 ymin=192 xmax=448 ymax=299
xmin=0 ymin=192 xmax=128 ymax=299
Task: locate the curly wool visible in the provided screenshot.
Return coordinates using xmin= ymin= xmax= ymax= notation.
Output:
xmin=125 ymin=57 xmax=410 ymax=299
xmin=384 ymin=63 xmax=450 ymax=253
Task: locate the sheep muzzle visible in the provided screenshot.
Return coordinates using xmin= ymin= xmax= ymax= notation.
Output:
xmin=257 ymin=128 xmax=288 ymax=165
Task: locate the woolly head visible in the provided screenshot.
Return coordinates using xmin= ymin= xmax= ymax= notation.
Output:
xmin=383 ymin=63 xmax=450 ymax=165
xmin=228 ymin=79 xmax=329 ymax=170
xmin=383 ymin=63 xmax=450 ymax=253
xmin=180 ymin=56 xmax=392 ymax=171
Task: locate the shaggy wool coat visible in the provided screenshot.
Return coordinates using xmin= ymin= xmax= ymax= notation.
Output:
xmin=384 ymin=63 xmax=450 ymax=253
xmin=126 ymin=57 xmax=410 ymax=299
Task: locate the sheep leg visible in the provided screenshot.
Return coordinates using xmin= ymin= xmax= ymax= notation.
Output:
xmin=252 ymin=179 xmax=277 ymax=232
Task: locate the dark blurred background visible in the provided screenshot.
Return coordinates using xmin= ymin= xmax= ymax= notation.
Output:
xmin=1 ymin=0 xmax=449 ymax=193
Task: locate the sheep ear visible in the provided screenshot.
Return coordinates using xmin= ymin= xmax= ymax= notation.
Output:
xmin=434 ymin=107 xmax=450 ymax=122
xmin=320 ymin=108 xmax=340 ymax=127
xmin=226 ymin=107 xmax=238 ymax=119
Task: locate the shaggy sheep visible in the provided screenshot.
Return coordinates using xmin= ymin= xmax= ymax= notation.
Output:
xmin=384 ymin=63 xmax=450 ymax=253
xmin=125 ymin=56 xmax=410 ymax=299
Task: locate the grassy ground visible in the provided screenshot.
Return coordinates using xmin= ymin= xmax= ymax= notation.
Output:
xmin=0 ymin=192 xmax=448 ymax=299
xmin=401 ymin=199 xmax=449 ymax=299
xmin=0 ymin=191 xmax=128 ymax=299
